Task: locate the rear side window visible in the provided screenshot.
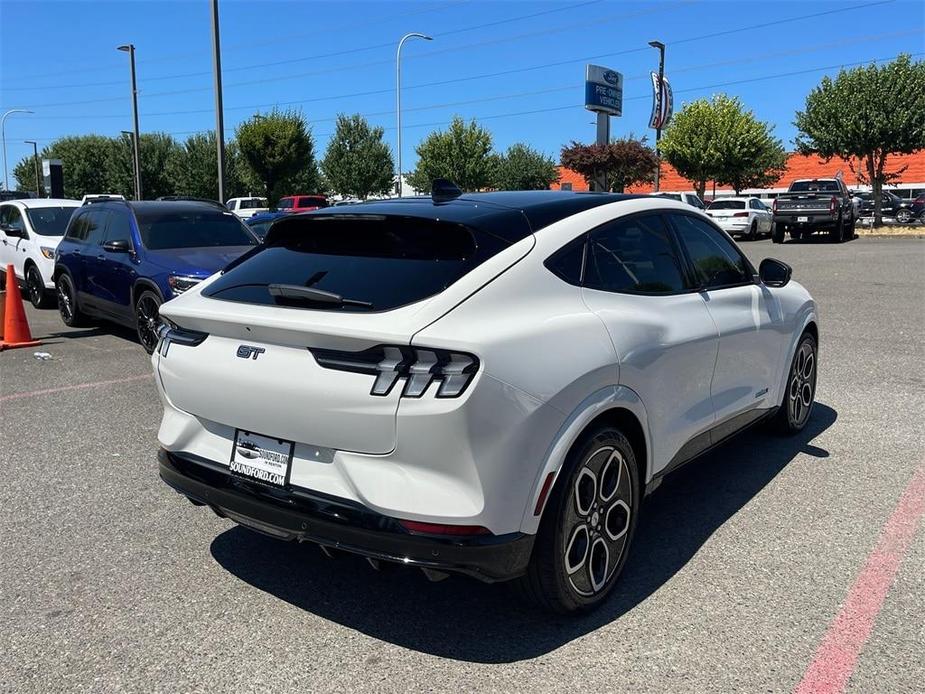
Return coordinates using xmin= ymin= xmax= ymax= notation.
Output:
xmin=584 ymin=214 xmax=687 ymax=294
xmin=84 ymin=208 xmax=110 ymax=246
xmin=65 ymin=210 xmax=91 ymax=241
xmin=204 ymin=215 xmax=505 ymax=313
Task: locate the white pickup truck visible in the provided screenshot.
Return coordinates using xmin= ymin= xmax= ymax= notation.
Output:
xmin=225 ymin=197 xmax=268 ymax=219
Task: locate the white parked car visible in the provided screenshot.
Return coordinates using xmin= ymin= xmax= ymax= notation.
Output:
xmin=154 ymin=191 xmax=818 ymax=613
xmin=706 ymin=196 xmax=774 ymax=240
xmin=226 ymin=197 xmax=268 ymax=219
xmin=651 ymin=191 xmax=705 ymax=209
xmin=0 ymin=198 xmax=80 ymax=307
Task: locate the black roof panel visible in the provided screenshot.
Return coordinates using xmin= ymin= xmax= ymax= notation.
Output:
xmin=299 ymin=190 xmax=640 ymax=240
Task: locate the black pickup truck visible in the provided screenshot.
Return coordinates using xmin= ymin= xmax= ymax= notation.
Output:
xmin=772 ymin=178 xmax=856 ymax=243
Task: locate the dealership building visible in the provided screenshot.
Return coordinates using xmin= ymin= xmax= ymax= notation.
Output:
xmin=551 ymin=150 xmax=925 ymax=201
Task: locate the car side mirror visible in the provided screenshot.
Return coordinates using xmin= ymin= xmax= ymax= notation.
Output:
xmin=759 ymin=258 xmax=792 ymax=287
xmin=1 ymin=224 xmax=22 ymax=237
xmin=102 ymin=239 xmax=131 ymax=253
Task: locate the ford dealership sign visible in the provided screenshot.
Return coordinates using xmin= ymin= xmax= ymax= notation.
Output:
xmin=585 ymin=64 xmax=623 ymax=117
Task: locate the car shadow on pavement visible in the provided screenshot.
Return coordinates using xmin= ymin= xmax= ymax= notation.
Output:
xmin=209 ymin=403 xmax=837 ymax=663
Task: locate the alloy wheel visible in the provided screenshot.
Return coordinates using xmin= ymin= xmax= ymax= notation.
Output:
xmin=136 ymin=294 xmax=161 ymax=353
xmin=27 ymin=266 xmax=43 ymax=306
xmin=57 ymin=276 xmax=74 ymax=324
xmin=788 ymin=339 xmax=816 ymax=427
xmin=563 ymin=446 xmax=633 ymax=597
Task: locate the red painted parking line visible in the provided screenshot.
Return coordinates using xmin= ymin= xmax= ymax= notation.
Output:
xmin=794 ymin=464 xmax=925 ymax=694
xmin=0 ymin=373 xmax=152 ymax=402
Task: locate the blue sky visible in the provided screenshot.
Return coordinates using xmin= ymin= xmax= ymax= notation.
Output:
xmin=1 ymin=0 xmax=923 ymax=179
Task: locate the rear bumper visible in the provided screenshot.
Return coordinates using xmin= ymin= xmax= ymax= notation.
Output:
xmin=773 ymin=214 xmax=837 ymax=228
xmin=158 ymin=448 xmax=534 ymax=582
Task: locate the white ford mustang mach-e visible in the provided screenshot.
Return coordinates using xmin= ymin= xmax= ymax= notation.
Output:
xmin=154 ymin=189 xmax=818 ymax=614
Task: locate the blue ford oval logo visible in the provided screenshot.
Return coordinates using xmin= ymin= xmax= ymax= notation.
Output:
xmin=603 ymin=70 xmax=619 ymax=86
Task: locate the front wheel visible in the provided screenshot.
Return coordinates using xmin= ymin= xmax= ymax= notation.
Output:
xmin=55 ymin=273 xmax=90 ymax=327
xmin=514 ymin=427 xmax=640 ymax=614
xmin=135 ymin=290 xmax=162 ymax=354
xmin=773 ymin=333 xmax=817 ymax=434
xmin=26 ymin=264 xmax=54 ymax=309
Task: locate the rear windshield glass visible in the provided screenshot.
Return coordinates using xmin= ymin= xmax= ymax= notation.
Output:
xmin=298 ymin=197 xmax=328 ymax=208
xmin=789 ymin=180 xmax=841 ymax=193
xmin=26 ymin=206 xmax=78 ymax=236
xmin=136 ymin=209 xmax=258 ymax=250
xmin=203 ymin=215 xmax=505 ymax=313
xmin=708 ymin=200 xmax=746 ymax=210
xmin=240 ymin=198 xmax=266 ymax=209
xmin=277 ymin=198 xmax=294 ymax=209
xmin=655 ymin=193 xmax=681 ymax=202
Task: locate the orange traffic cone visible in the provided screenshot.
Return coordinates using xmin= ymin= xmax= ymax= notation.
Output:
xmin=0 ymin=264 xmax=42 ymax=351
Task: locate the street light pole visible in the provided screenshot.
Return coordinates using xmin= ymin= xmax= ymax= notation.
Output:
xmin=24 ymin=140 xmax=40 ymax=197
xmin=396 ymin=32 xmax=432 ymax=197
xmin=117 ymin=44 xmax=142 ymax=200
xmin=649 ymin=40 xmax=665 ymax=192
xmin=210 ymin=0 xmax=227 ymax=203
xmin=2 ymin=109 xmax=34 ymax=191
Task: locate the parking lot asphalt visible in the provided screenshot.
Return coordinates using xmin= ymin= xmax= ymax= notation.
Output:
xmin=1 ymin=237 xmax=923 ymax=693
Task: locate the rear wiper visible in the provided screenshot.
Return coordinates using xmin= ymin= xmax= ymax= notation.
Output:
xmin=268 ymin=284 xmax=372 ymax=308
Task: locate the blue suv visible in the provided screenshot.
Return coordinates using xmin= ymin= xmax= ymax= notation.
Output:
xmin=54 ymin=199 xmax=259 ymax=352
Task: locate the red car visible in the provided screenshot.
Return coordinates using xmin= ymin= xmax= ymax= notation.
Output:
xmin=277 ymin=195 xmax=329 ymax=213
xmin=912 ymin=194 xmax=925 ymax=221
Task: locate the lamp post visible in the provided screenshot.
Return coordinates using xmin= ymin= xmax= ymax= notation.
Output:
xmin=648 ymin=40 xmax=665 ymax=192
xmin=2 ymin=109 xmax=34 ymax=191
xmin=120 ymin=130 xmax=140 ymax=198
xmin=23 ymin=140 xmax=40 ymax=197
xmin=396 ymin=32 xmax=432 ymax=197
xmin=210 ymin=0 xmax=227 ymax=203
xmin=117 ymin=44 xmax=142 ymax=200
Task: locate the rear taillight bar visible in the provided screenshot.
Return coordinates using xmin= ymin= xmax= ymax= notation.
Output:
xmin=309 ymin=345 xmax=479 ymax=398
xmin=156 ymin=321 xmax=208 ymax=356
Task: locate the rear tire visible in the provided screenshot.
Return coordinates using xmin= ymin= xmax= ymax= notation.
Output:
xmin=26 ymin=264 xmax=54 ymax=309
xmin=896 ymin=209 xmax=912 ymax=224
xmin=773 ymin=333 xmax=817 ymax=435
xmin=747 ymin=221 xmax=758 ymax=241
xmin=829 ymin=216 xmax=843 ymax=243
xmin=772 ymin=223 xmax=785 ymax=244
xmin=55 ymin=273 xmax=91 ymax=327
xmin=135 ymin=290 xmax=162 ymax=355
xmin=514 ymin=426 xmax=640 ymax=614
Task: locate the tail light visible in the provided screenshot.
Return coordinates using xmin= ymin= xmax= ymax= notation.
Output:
xmin=310 ymin=345 xmax=479 ymax=398
xmin=732 ymin=212 xmax=749 ymax=217
xmin=830 ymin=196 xmax=838 ymax=214
xmin=156 ymin=320 xmax=208 ymax=356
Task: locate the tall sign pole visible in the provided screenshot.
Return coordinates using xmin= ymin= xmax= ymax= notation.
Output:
xmin=649 ymin=41 xmax=666 ymax=192
xmin=584 ymin=65 xmax=623 ymax=192
xmin=211 ymin=0 xmax=226 ymax=204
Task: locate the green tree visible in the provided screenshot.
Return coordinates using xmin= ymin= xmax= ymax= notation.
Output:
xmin=236 ymin=109 xmax=316 ymax=205
xmin=492 ymin=143 xmax=559 ymax=190
xmin=40 ymin=135 xmax=114 ymax=199
xmin=321 ymin=114 xmax=394 ymax=199
xmin=795 ymin=54 xmax=925 ymax=224
xmin=407 ymin=116 xmax=495 ymax=193
xmin=107 ymin=132 xmax=182 ymax=199
xmin=173 ymin=132 xmax=253 ymax=201
xmin=13 ymin=154 xmax=45 ymax=196
xmin=714 ymin=108 xmax=787 ymax=195
xmin=560 ymin=136 xmax=658 ymax=193
xmin=660 ymin=95 xmax=783 ymax=198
